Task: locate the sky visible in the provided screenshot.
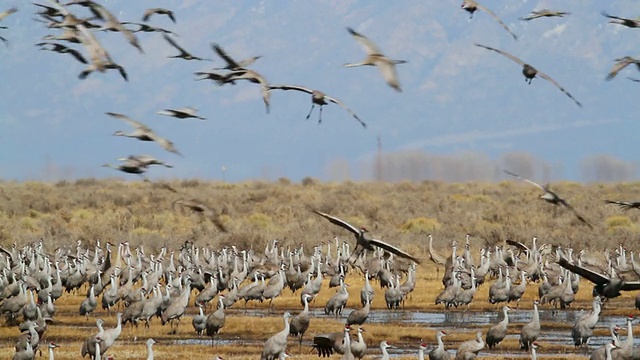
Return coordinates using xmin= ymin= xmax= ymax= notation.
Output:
xmin=1 ymin=0 xmax=639 ymax=183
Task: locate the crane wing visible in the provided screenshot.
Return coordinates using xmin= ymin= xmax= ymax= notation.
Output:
xmin=346 ymin=27 xmax=383 ymax=55
xmin=475 ymin=43 xmax=526 ymax=67
xmin=558 ymin=257 xmax=609 ymax=285
xmin=475 ymin=3 xmax=518 ymax=40
xmin=312 ymin=210 xmax=361 ymax=238
xmin=535 ymin=70 xmax=582 ymax=108
xmin=325 ymin=95 xmax=367 ymax=128
xmin=503 ymin=170 xmax=546 ymax=192
xmin=368 ymin=238 xmax=421 ymax=264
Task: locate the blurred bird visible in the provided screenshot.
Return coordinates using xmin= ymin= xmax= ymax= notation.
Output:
xmin=504 ymin=170 xmax=593 ymax=228
xmin=461 ymin=0 xmax=518 ymax=40
xmin=519 ymin=9 xmax=570 ymax=21
xmin=344 ymin=27 xmax=407 ymax=92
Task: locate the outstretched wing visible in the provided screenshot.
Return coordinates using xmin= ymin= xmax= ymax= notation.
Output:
xmin=621 ymin=282 xmax=640 ymax=291
xmin=475 ymin=3 xmax=518 ymax=40
xmin=604 ymin=200 xmax=640 ymax=211
xmin=268 ymin=84 xmax=314 ymax=95
xmin=563 ymin=204 xmax=593 ymax=229
xmin=163 ymin=33 xmax=188 ymax=55
xmin=606 ymin=58 xmax=640 ymax=81
xmin=325 ymin=95 xmax=367 ymax=128
xmin=558 ymin=257 xmax=609 ymax=285
xmin=369 ymin=238 xmax=421 ymax=264
xmin=503 ymin=170 xmax=546 ymax=192
xmin=346 ymin=27 xmax=383 ymax=55
xmin=506 ymin=239 xmax=529 ymax=252
xmin=313 ymin=210 xmax=361 ymax=238
xmin=105 ymin=112 xmax=149 ymax=131
xmin=212 ymin=43 xmax=240 ymax=69
xmin=474 ymin=43 xmax=526 ymax=66
xmin=535 ymin=70 xmax=582 ymax=107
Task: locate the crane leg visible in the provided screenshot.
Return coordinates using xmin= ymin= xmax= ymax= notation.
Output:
xmin=305 ymin=104 xmax=316 ymax=120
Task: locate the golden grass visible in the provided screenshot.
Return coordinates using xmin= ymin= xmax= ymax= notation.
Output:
xmin=2 ymin=179 xmax=640 ymax=358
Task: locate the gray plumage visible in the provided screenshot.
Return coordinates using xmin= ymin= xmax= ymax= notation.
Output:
xmin=205 ymin=296 xmax=226 ymax=345
xmin=261 ymin=312 xmax=292 ymax=360
xmin=519 ymin=301 xmax=540 ymax=351
xmin=486 ymin=306 xmax=510 ymax=349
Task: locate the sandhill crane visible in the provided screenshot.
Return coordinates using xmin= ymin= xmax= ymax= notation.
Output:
xmin=325 ymin=278 xmax=349 ymax=317
xmin=461 ymin=1 xmax=517 ymax=40
xmin=290 ymin=294 xmax=312 ymax=347
xmin=558 ymin=257 xmax=640 ymax=299
xmin=163 ymin=34 xmax=210 ymax=61
xmin=100 ymin=312 xmax=123 ymax=355
xmin=503 ymin=170 xmax=592 ymax=227
xmin=475 ymin=44 xmax=583 ymax=108
xmin=102 ymin=161 xmax=148 ymax=177
xmin=36 ymin=42 xmax=87 ymax=64
xmin=261 ymin=312 xmax=292 ymax=360
xmin=350 ymin=327 xmax=367 ymax=360
xmin=436 ymin=271 xmax=460 ymax=308
xmin=107 ymin=112 xmax=182 ymax=156
xmin=313 ymin=325 xmax=351 ymax=357
xmin=486 ymin=306 xmax=510 ymax=349
xmin=455 ymin=331 xmax=484 ymax=360
xmin=145 ymin=338 xmax=156 ymax=360
xmin=507 ymin=271 xmax=527 ymax=308
xmin=429 ymin=330 xmax=451 ymax=360
xmin=590 ymin=325 xmax=620 ymax=360
xmin=360 ymin=271 xmax=374 ymax=306
xmin=14 ymin=339 xmax=34 ymax=360
xmin=347 ymin=292 xmax=370 ymax=326
xmin=142 ymin=8 xmax=175 ymax=23
xmin=161 ymin=279 xmax=191 ymax=334
xmin=81 ymin=319 xmax=105 ymax=359
xmin=379 ymin=341 xmax=396 ymax=360
xmin=428 ymin=235 xmax=447 ymax=279
xmin=172 ymin=199 xmax=227 ymax=232
xmin=192 ymin=302 xmax=207 ymax=335
xmin=72 ymin=1 xmax=143 ymax=53
xmin=211 ymin=43 xmax=262 ymax=70
xmin=519 ymin=301 xmax=540 ymax=351
xmin=157 ymin=107 xmax=206 ymax=120
xmin=519 ymin=9 xmax=570 ymax=21
xmin=47 ymin=342 xmax=59 ymax=360
xmin=572 ymin=298 xmax=601 ymax=349
xmin=118 ymin=155 xmax=173 ymax=169
xmin=340 ymin=326 xmax=354 ymax=360
xmin=205 ymin=296 xmax=226 ymax=346
xmin=344 ymin=27 xmax=406 ymax=92
xmin=267 ymin=85 xmax=366 ymax=128
xmin=313 ymin=210 xmax=420 ymax=264
xmin=605 ymin=57 xmax=640 ymax=81
xmin=122 ymin=22 xmax=177 ymax=35
xmin=602 ymin=11 xmax=640 ymax=28
xmin=605 ymin=200 xmax=640 ymax=212
xmin=0 ymin=7 xmax=17 ymax=22
xmin=454 ymin=268 xmax=476 ymax=309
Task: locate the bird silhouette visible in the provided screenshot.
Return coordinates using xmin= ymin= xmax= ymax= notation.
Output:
xmin=503 ymin=170 xmax=592 ymax=228
xmin=475 ymin=43 xmax=582 ymax=107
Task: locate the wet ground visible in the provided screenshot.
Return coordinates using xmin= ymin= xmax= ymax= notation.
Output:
xmin=169 ymin=307 xmax=639 ymax=358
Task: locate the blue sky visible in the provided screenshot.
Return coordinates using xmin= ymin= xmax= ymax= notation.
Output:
xmin=1 ymin=0 xmax=639 ymax=182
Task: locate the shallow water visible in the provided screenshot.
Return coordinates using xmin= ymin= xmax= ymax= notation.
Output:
xmin=171 ymin=307 xmax=640 ymax=357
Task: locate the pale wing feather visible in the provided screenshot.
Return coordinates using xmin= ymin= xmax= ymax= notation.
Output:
xmin=347 ymin=27 xmax=383 ymax=55
xmin=476 ymin=3 xmax=518 ymax=40
xmin=535 ymin=70 xmax=582 ymax=107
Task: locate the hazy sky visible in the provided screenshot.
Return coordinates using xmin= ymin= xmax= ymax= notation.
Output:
xmin=1 ymin=0 xmax=639 ymax=182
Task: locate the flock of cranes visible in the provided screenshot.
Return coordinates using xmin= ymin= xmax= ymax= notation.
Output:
xmin=4 ymin=1 xmax=640 ymax=360
xmin=2 ymin=1 xmax=640 ymax=182
xmin=5 ymin=229 xmax=640 ymax=360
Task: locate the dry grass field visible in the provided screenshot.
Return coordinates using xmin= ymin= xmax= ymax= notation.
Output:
xmin=1 ymin=179 xmax=640 ymax=359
